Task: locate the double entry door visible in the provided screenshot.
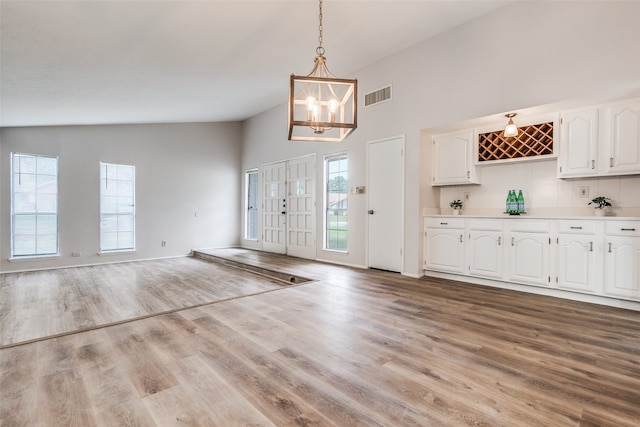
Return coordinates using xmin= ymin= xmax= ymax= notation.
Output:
xmin=262 ymin=155 xmax=316 ymax=260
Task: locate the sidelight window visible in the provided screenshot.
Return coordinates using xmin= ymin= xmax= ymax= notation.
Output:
xmin=324 ymin=154 xmax=348 ymax=251
xmin=245 ymin=169 xmax=259 ymax=240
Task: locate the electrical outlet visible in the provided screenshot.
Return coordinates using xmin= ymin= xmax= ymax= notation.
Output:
xmin=161 ymin=240 xmax=167 ymax=247
xmin=464 ymin=192 xmax=470 ymax=201
xmin=579 ymin=186 xmax=589 ymax=198
xmin=71 ymin=252 xmax=81 ymax=257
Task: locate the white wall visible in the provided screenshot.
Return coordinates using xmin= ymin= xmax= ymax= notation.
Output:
xmin=241 ymin=1 xmax=640 ymax=276
xmin=0 ymin=122 xmax=242 ymax=272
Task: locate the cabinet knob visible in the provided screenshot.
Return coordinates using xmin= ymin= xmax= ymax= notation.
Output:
xmin=621 ymin=228 xmax=636 ymax=232
xmin=498 ymin=236 xmax=501 ymax=246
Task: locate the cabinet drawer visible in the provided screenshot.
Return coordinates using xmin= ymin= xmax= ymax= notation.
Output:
xmin=557 ymin=220 xmax=597 ymax=235
xmin=605 ymin=221 xmax=640 ymax=237
xmin=425 ymin=217 xmax=465 ymax=229
xmin=468 ymin=219 xmax=503 ymax=231
xmin=507 ymin=220 xmax=550 ymax=233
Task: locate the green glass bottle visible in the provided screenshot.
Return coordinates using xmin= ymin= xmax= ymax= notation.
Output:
xmin=517 ymin=190 xmax=525 ymax=213
xmin=506 ymin=190 xmax=512 ymax=213
xmin=506 ymin=190 xmax=514 ymax=213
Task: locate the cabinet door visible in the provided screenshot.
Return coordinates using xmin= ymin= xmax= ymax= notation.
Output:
xmin=603 ymin=236 xmax=640 ymax=300
xmin=507 ymin=232 xmax=550 ymax=287
xmin=467 ymin=230 xmax=503 ymax=279
xmin=431 ymin=130 xmax=477 ymax=186
xmin=424 ymin=228 xmax=464 ymax=273
xmin=605 ymin=100 xmax=640 ymax=175
xmin=558 ymin=108 xmax=598 ymax=177
xmin=556 ymin=234 xmax=597 ymax=293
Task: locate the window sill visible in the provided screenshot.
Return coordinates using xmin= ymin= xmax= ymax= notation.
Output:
xmin=8 ymin=254 xmax=61 ymax=262
xmin=322 ymin=248 xmax=349 ymax=254
xmin=98 ymin=250 xmax=136 ymax=256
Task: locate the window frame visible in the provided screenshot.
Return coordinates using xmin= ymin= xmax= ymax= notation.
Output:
xmin=99 ymin=162 xmax=136 ymax=254
xmin=324 ymin=153 xmax=348 ymax=252
xmin=10 ymin=153 xmax=60 ymax=259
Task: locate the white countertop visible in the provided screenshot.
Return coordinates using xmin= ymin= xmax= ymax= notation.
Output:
xmin=425 ymin=214 xmax=640 ymax=221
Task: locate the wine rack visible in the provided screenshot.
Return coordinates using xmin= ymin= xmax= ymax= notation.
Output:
xmin=478 ymin=122 xmax=554 ymax=162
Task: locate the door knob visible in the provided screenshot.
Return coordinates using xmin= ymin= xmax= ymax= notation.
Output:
xmin=368 ymin=210 xmax=374 ymax=215
xmin=281 ymin=211 xmax=286 ymax=215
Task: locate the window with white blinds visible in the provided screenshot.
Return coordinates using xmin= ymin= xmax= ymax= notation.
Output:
xmin=11 ymin=153 xmax=59 ymax=258
xmin=100 ymin=162 xmax=135 ymax=252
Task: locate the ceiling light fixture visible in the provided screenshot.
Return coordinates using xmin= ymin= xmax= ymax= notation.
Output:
xmin=288 ymin=0 xmax=357 ymax=142
xmin=504 ymin=113 xmax=519 ymax=137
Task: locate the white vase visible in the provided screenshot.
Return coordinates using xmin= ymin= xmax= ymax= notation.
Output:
xmin=453 ymin=209 xmax=460 ymax=215
xmin=595 ymin=208 xmax=605 ymax=216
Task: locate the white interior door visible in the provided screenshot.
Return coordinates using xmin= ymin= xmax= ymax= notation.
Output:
xmin=286 ymin=155 xmax=316 ymax=260
xmin=262 ymin=161 xmax=287 ymax=254
xmin=368 ymin=136 xmax=404 ymax=272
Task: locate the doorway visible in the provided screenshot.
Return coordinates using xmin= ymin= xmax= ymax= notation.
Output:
xmin=367 ymin=136 xmax=404 ymax=273
xmin=261 ymin=155 xmax=316 ymax=259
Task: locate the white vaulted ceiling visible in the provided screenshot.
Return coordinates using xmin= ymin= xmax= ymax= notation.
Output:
xmin=0 ymin=0 xmax=510 ymax=127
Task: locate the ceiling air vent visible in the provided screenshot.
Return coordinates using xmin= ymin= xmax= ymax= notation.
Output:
xmin=364 ymin=85 xmax=392 ymax=107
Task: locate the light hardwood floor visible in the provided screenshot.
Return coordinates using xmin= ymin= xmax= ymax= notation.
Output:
xmin=1 ymin=249 xmax=640 ymax=426
xmin=0 ymin=256 xmax=290 ymax=347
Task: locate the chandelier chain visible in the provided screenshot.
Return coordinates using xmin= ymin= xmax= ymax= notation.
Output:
xmin=316 ymin=0 xmax=325 ymax=56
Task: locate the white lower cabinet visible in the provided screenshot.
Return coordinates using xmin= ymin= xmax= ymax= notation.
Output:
xmin=423 ymin=216 xmax=640 ymax=304
xmin=467 ymin=219 xmax=504 ymax=279
xmin=506 ymin=221 xmax=551 ymax=288
xmin=603 ymin=222 xmax=640 ymax=300
xmin=555 ymin=220 xmax=601 ymax=294
xmin=424 ymin=218 xmax=465 ymax=273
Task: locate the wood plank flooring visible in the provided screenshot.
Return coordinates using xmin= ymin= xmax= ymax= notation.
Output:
xmin=2 ymin=249 xmax=640 ymax=426
xmin=0 ymin=256 xmax=289 ymax=347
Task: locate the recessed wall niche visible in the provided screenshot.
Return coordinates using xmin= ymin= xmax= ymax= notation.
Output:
xmin=477 ymin=122 xmax=554 ymax=162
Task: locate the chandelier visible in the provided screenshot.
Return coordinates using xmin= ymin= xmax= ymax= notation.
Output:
xmin=288 ymin=0 xmax=357 ymax=142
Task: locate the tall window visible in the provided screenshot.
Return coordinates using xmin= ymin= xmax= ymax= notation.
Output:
xmin=100 ymin=162 xmax=135 ymax=252
xmin=245 ymin=169 xmax=259 ymax=240
xmin=325 ymin=154 xmax=348 ymax=251
xmin=11 ymin=153 xmax=59 ymax=258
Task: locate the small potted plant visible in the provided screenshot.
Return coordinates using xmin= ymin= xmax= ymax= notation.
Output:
xmin=588 ymin=196 xmax=612 ymax=216
xmin=450 ymin=199 xmax=463 ymax=215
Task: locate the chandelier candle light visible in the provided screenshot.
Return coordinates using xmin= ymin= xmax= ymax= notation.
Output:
xmin=288 ymin=0 xmax=357 ymax=142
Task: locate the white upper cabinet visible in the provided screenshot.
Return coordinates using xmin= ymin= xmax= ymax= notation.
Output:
xmin=558 ymin=108 xmax=599 ymax=177
xmin=558 ymin=97 xmax=640 ymax=178
xmin=431 ymin=130 xmax=479 ymax=186
xmin=603 ymin=98 xmax=640 ymax=176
